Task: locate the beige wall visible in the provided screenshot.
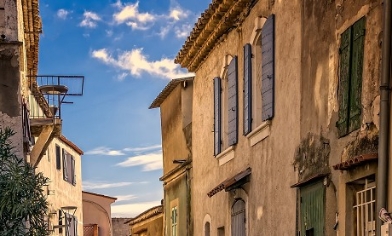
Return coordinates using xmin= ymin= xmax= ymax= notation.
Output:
xmin=83 ymin=192 xmax=116 ymax=236
xmin=160 ymin=84 xmax=192 ymax=174
xmin=36 ymin=137 xmax=84 ymax=235
xmin=191 ymin=1 xmax=301 ymax=235
xmin=112 ymin=218 xmax=132 ymax=236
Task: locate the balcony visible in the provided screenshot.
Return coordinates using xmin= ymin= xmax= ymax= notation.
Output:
xmin=27 ymin=75 xmax=84 ymax=167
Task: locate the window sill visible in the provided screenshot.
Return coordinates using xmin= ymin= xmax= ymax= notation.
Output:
xmin=217 ymin=146 xmax=235 ymax=166
xmin=246 ymin=120 xmax=271 ymax=146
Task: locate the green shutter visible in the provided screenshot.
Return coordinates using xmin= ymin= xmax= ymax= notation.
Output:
xmin=348 ymin=17 xmax=365 ymax=133
xmin=337 ymin=27 xmax=351 ymax=137
xmin=300 ymin=181 xmax=325 ymax=236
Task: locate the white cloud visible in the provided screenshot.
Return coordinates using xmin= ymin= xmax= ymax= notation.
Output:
xmin=83 ymin=181 xmax=136 ymax=190
xmin=85 ymin=146 xmax=125 ymax=156
xmin=114 ymin=194 xmax=137 ymax=202
xmin=158 ymin=25 xmax=171 ymax=39
xmin=111 ymin=201 xmax=161 ymax=217
xmin=91 ymin=48 xmax=194 ymax=79
xmin=80 ymin=11 xmax=102 ymax=28
xmin=174 ymin=24 xmax=192 ymax=38
xmin=113 ymin=1 xmax=156 ymax=30
xmin=116 ymin=152 xmax=163 ymax=171
xmin=57 ymin=9 xmax=70 ymax=19
xmin=123 ymin=144 xmax=161 ymax=153
xmin=169 ymin=7 xmax=189 ymax=21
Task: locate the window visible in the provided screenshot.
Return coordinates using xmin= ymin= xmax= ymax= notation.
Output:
xmin=299 ymin=181 xmax=325 ymax=236
xmin=214 ymin=56 xmax=238 ymax=156
xmin=231 ymin=199 xmax=246 ymax=236
xmin=171 ymin=206 xmax=178 ymax=236
xmin=352 ymin=178 xmax=376 ymax=235
xmin=337 ymin=17 xmax=366 ymax=137
xmin=55 ymin=145 xmax=61 ymax=170
xmin=63 ymin=149 xmax=76 ymax=185
xmin=65 ymin=213 xmax=78 ymax=236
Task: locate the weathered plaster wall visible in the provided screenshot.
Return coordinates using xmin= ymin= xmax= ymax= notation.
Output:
xmin=160 ymin=84 xmax=192 ymax=175
xmin=35 ymin=137 xmax=84 ymax=235
xmin=163 ymin=173 xmax=190 ymax=236
xmin=298 ymin=0 xmax=382 ymax=235
xmin=191 ymin=0 xmax=301 ymax=235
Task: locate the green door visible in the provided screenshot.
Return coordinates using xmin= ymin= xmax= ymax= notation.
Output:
xmin=300 ymin=181 xmax=325 ymax=236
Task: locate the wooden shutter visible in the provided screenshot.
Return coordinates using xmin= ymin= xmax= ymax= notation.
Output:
xmin=262 ymin=14 xmax=275 ymax=121
xmin=337 ymin=25 xmax=352 ymax=136
xmin=227 ymin=56 xmax=238 ymax=146
xmin=348 ymin=17 xmax=365 ymax=133
xmin=71 ymin=156 xmax=76 ymax=185
xmin=243 ymin=44 xmax=252 ymax=135
xmin=300 ymin=182 xmax=325 ymax=236
xmin=214 ymin=77 xmax=222 ymax=156
xmin=63 ymin=149 xmax=68 ymax=181
xmin=67 ymin=154 xmax=72 ymax=184
xmin=56 ymin=145 xmax=61 ymax=170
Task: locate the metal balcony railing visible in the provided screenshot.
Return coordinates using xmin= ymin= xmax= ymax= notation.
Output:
xmin=28 ymin=75 xmax=84 ymax=120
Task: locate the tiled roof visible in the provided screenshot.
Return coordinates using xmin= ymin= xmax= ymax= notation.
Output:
xmin=82 ymin=191 xmax=117 ymax=201
xmin=127 ymin=205 xmax=163 ymax=225
xmin=207 ymin=167 xmax=251 ymax=197
xmin=333 ymin=153 xmax=378 ymax=170
xmin=22 ymin=0 xmax=52 ymax=117
xmin=149 ymin=76 xmax=194 ymax=109
xmin=59 ymin=135 xmax=84 ymax=155
xmin=175 ymin=0 xmax=254 ymax=72
xmin=290 ymin=173 xmax=329 ymax=188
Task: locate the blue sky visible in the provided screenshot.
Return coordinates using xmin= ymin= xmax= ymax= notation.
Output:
xmin=38 ymin=0 xmax=209 ymax=217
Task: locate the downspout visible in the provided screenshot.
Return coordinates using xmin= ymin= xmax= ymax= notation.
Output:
xmin=377 ymin=0 xmax=392 ymax=235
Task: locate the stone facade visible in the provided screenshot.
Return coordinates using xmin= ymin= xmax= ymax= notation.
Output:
xmin=175 ymin=0 xmax=385 ymax=235
xmin=112 ymin=218 xmax=132 ymax=236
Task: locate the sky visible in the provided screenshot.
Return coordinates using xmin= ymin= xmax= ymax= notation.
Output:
xmin=38 ymin=0 xmax=210 ymax=217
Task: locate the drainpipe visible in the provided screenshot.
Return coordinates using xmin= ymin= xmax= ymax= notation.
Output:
xmin=377 ymin=0 xmax=392 ymax=235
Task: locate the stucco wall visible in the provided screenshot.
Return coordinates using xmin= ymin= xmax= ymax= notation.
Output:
xmin=35 ymin=137 xmax=84 ymax=235
xmin=83 ymin=192 xmax=116 ymax=236
xmin=298 ymin=0 xmax=382 ymax=235
xmin=160 ymin=84 xmax=192 ymax=174
xmin=191 ymin=1 xmax=301 ymax=235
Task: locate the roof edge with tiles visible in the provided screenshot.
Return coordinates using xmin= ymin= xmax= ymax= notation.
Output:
xmin=175 ymin=0 xmax=256 ymax=72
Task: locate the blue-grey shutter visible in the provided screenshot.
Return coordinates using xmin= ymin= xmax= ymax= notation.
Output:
xmin=243 ymin=44 xmax=252 ymax=135
xmin=262 ymin=14 xmax=275 ymax=121
xmin=214 ymin=77 xmax=221 ymax=156
xmin=228 ymin=57 xmax=238 ymax=146
xmin=71 ymin=156 xmax=76 ymax=185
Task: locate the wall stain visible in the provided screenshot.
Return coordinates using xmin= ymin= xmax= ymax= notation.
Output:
xmin=293 ymin=133 xmax=331 ymax=182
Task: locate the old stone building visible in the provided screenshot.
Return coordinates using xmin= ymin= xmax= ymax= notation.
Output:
xmin=175 ymin=0 xmax=389 ymax=235
xmin=150 ymin=76 xmax=194 ymax=236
